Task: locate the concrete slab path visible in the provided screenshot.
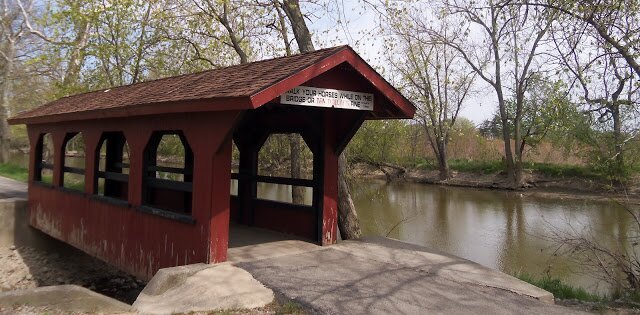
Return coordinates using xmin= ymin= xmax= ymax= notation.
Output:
xmin=0 ymin=176 xmax=26 ymax=199
xmin=237 ymin=237 xmax=588 ymax=315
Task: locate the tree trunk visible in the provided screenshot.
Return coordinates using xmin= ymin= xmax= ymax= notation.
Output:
xmin=436 ymin=140 xmax=450 ymax=180
xmin=0 ymin=42 xmax=15 ymax=163
xmin=281 ymin=0 xmax=315 ymax=53
xmin=275 ymin=8 xmax=302 ymax=204
xmin=281 ymin=0 xmax=361 ymax=239
xmin=513 ymin=99 xmax=524 ymax=188
xmin=219 ymin=1 xmax=248 ymax=64
xmin=612 ymin=104 xmax=624 ymax=178
xmin=497 ymin=97 xmax=518 ymax=188
xmin=289 ymin=134 xmax=304 ymax=204
xmin=338 ymin=153 xmax=362 ymax=239
xmin=62 ymin=19 xmax=91 ymax=89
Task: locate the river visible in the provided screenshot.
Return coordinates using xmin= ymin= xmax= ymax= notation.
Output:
xmin=350 ymin=179 xmax=635 ymax=295
xmin=11 ymin=153 xmax=635 ymax=294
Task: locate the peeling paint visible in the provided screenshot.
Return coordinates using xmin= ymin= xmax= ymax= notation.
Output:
xmin=32 ymin=203 xmax=63 ymax=239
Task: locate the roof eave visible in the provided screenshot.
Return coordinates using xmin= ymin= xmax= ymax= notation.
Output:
xmin=248 ymin=46 xmax=416 ymax=119
xmin=8 ymin=96 xmax=253 ymax=125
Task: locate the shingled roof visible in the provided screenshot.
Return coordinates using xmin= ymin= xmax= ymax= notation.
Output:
xmin=9 ymin=45 xmax=415 ymax=125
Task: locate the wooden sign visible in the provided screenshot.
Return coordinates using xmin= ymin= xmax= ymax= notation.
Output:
xmin=280 ymin=86 xmax=373 ymax=111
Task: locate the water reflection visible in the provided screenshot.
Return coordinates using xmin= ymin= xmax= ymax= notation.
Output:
xmin=350 ymin=179 xmax=637 ymax=294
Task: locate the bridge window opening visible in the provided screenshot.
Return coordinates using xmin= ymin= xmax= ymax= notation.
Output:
xmin=230 ymin=140 xmax=239 ymax=196
xmin=95 ymin=132 xmax=130 ymax=201
xmin=34 ymin=133 xmax=54 ymax=185
xmin=257 ymin=133 xmax=314 ymax=206
xmin=62 ymin=133 xmax=85 ymax=191
xmin=143 ymin=131 xmax=193 ymax=215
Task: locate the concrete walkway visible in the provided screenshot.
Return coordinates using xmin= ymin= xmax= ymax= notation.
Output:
xmin=0 ymin=176 xmax=27 ymax=199
xmin=237 ymin=237 xmax=587 ymax=315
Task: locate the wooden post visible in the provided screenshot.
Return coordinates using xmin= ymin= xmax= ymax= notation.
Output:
xmin=83 ymin=131 xmax=101 ymax=195
xmin=321 ymin=111 xmax=338 ymax=245
xmin=209 ymin=137 xmax=233 ymax=262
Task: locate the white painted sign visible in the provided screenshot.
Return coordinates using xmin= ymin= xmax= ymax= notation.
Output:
xmin=280 ymin=86 xmax=373 ymax=111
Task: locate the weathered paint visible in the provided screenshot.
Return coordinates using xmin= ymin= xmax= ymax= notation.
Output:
xmin=26 ymin=112 xmax=239 ymax=280
xmin=18 ymin=58 xmax=413 ymax=280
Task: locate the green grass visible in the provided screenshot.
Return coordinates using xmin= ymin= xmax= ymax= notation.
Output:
xmin=450 ymin=159 xmax=505 ymax=174
xmin=515 ymin=272 xmax=603 ymax=302
xmin=414 ymin=158 xmax=610 ymax=179
xmin=0 ymin=163 xmax=83 ymax=190
xmin=416 ymin=159 xmax=506 ymax=174
xmin=522 ymin=162 xmax=602 ymax=179
xmin=275 ymin=301 xmax=305 ymax=315
xmin=0 ymin=163 xmax=30 ymax=182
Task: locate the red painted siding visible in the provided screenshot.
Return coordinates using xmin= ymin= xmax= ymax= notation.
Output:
xmin=25 ymin=111 xmax=240 ymax=280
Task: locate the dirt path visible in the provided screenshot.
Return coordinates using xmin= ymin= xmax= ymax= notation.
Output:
xmin=0 ymin=243 xmax=145 ymax=304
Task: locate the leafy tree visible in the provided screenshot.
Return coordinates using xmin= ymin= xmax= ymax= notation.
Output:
xmin=348 ymin=120 xmax=407 ymax=165
xmin=478 ymin=115 xmax=502 ymax=139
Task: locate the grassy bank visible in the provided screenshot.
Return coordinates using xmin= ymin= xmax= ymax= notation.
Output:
xmin=516 ymin=272 xmax=640 ymax=312
xmin=0 ymin=163 xmax=30 ymax=182
xmin=0 ymin=163 xmax=78 ymax=189
xmin=515 ymin=273 xmax=603 ymax=302
xmin=414 ymin=159 xmax=606 ymax=179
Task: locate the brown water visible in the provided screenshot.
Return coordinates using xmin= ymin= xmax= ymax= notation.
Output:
xmin=12 ymin=153 xmax=635 ymax=294
xmin=350 ymin=179 xmax=636 ymax=295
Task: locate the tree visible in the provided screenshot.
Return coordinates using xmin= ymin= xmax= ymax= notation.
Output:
xmin=278 ymin=0 xmax=362 ymax=239
xmin=0 ymin=0 xmax=41 ymax=162
xmin=189 ymin=0 xmax=266 ymax=65
xmin=513 ymin=77 xmax=579 ymax=154
xmin=526 ymin=0 xmax=640 ymax=79
xmin=22 ymin=0 xmax=96 ymax=97
xmin=551 ymin=3 xmax=639 ymax=181
xmin=384 ymin=5 xmax=474 ymax=179
xmin=425 ymin=0 xmax=557 ymax=187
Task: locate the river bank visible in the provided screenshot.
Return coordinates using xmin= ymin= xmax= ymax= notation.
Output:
xmin=350 ymin=162 xmax=640 ymax=205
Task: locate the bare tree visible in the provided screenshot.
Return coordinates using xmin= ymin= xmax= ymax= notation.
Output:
xmin=424 ymin=0 xmax=556 ymax=187
xmin=550 ymin=2 xmax=639 ymax=180
xmin=191 ymin=0 xmax=253 ymax=64
xmin=385 ymin=6 xmax=474 ymax=180
xmin=526 ymin=0 xmax=640 ymax=79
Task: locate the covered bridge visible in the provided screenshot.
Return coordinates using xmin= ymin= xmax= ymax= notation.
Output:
xmin=8 ymin=45 xmax=415 ymax=279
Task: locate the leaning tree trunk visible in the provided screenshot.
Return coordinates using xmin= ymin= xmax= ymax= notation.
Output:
xmin=281 ymin=0 xmax=362 ymax=239
xmin=337 ymin=153 xmax=362 ymax=239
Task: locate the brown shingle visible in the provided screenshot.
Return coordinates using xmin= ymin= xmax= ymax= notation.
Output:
xmin=11 ymin=46 xmax=349 ymax=122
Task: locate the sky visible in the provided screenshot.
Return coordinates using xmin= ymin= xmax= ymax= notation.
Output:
xmin=305 ymin=0 xmax=497 ymax=125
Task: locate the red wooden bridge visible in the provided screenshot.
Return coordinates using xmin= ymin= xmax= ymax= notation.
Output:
xmin=8 ymin=46 xmax=415 ymax=279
